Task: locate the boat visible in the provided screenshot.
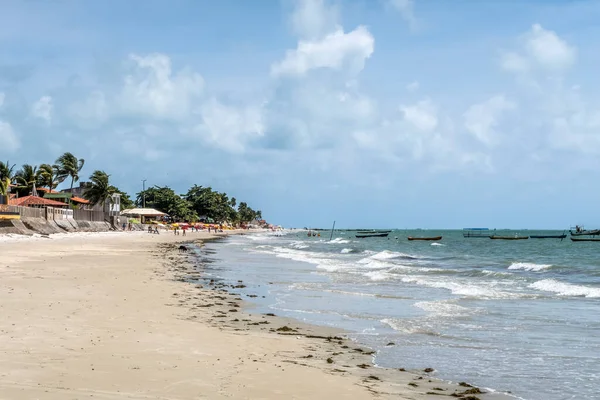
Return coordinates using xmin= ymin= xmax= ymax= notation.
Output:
xmin=570 ymin=229 xmax=600 ymax=236
xmin=490 ymin=235 xmax=529 ymax=240
xmin=571 ymin=237 xmax=600 ymax=242
xmin=530 ymin=234 xmax=567 ymax=239
xmin=463 ymin=228 xmax=495 ymax=238
xmin=569 ymin=225 xmax=600 ymax=236
xmin=407 ymin=236 xmax=442 ymax=241
xmin=356 ymin=233 xmax=389 ymax=238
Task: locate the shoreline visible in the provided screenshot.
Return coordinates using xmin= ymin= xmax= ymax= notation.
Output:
xmin=170 ymin=237 xmax=516 ymax=399
xmin=0 ymin=231 xmax=514 ymax=399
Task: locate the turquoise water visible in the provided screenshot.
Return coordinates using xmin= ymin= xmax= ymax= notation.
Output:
xmin=197 ymin=230 xmax=600 ymax=400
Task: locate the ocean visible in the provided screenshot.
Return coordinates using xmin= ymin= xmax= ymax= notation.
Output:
xmin=195 ymin=230 xmax=600 ymax=400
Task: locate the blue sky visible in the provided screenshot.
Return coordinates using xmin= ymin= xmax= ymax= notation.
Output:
xmin=1 ymin=0 xmax=600 ymax=229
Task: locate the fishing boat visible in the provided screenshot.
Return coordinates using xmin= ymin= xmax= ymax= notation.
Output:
xmin=490 ymin=235 xmax=529 ymax=240
xmin=407 ymin=236 xmax=442 ymax=241
xmin=530 ymin=233 xmax=567 ymax=239
xmin=571 ymin=237 xmax=600 ymax=242
xmin=570 ymin=226 xmax=600 ymax=236
xmin=356 ymin=232 xmax=389 ymax=238
xmin=570 ymin=229 xmax=600 ymax=236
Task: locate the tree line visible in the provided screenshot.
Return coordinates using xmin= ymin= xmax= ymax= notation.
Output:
xmin=1 ymin=153 xmax=263 ymax=224
xmin=136 ymin=185 xmax=263 ymax=224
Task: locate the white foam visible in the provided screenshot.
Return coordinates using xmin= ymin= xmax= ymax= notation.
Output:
xmin=340 ymin=248 xmax=353 ymax=254
xmin=328 ymin=237 xmax=350 ymax=244
xmin=369 ymin=250 xmax=411 ymax=260
xmin=529 ymin=279 xmax=600 ymax=298
xmin=508 ymin=262 xmax=552 ymax=272
xmin=414 ymin=300 xmax=475 ymax=317
xmin=364 ymin=271 xmax=391 ymax=281
xmin=401 ymin=276 xmax=519 ymax=299
xmin=431 ymin=242 xmax=444 ymax=246
xmin=289 ymin=241 xmax=309 ymax=249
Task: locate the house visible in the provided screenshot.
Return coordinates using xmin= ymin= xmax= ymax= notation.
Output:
xmin=43 ymin=192 xmax=91 ymax=209
xmin=60 ymin=182 xmax=121 ymax=214
xmin=9 ymin=195 xmax=68 ymax=208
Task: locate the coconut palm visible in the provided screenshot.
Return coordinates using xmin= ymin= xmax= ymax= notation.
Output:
xmin=55 ymin=152 xmax=85 ymax=191
xmin=37 ymin=163 xmax=64 ymax=192
xmin=83 ymin=170 xmax=115 ymax=207
xmin=14 ymin=164 xmax=39 ymax=196
xmin=0 ymin=160 xmax=16 ymax=197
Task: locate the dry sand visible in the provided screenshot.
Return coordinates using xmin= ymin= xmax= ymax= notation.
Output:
xmin=0 ymin=231 xmax=512 ymax=399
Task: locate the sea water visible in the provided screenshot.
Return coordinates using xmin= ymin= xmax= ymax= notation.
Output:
xmin=195 ymin=230 xmax=600 ymax=400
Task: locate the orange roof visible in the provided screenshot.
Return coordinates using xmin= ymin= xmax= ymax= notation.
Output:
xmin=71 ymin=196 xmax=90 ymax=204
xmin=9 ymin=196 xmax=68 ymax=207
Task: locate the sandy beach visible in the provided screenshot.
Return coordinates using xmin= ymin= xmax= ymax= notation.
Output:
xmin=0 ymin=231 xmax=510 ymax=399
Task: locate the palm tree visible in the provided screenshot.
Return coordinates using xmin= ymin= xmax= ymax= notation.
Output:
xmin=55 ymin=152 xmax=85 ymax=191
xmin=14 ymin=164 xmax=39 ymax=196
xmin=82 ymin=170 xmax=115 ymax=207
xmin=0 ymin=160 xmax=16 ymax=197
xmin=37 ymin=164 xmax=62 ymax=192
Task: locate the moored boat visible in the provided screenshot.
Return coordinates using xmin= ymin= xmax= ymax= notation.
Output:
xmin=407 ymin=236 xmax=442 ymax=241
xmin=490 ymin=235 xmax=529 ymax=240
xmin=571 ymin=237 xmax=600 ymax=242
xmin=570 ymin=230 xmax=600 ymax=236
xmin=570 ymin=225 xmax=600 ymax=236
xmin=356 ymin=233 xmax=389 ymax=238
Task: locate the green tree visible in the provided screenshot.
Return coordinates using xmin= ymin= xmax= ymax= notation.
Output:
xmin=83 ymin=170 xmax=115 ymax=207
xmin=14 ymin=164 xmax=39 ymax=197
xmin=136 ymin=186 xmax=197 ymax=221
xmin=0 ymin=160 xmax=16 ymax=197
xmin=55 ymin=152 xmax=85 ymax=191
xmin=237 ymin=202 xmax=257 ymax=223
xmin=37 ymin=163 xmax=62 ymax=192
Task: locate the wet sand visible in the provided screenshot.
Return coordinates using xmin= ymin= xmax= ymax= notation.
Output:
xmin=0 ymin=231 xmax=512 ymax=399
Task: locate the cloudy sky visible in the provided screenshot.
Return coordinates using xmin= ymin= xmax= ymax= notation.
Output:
xmin=1 ymin=0 xmax=599 ymax=228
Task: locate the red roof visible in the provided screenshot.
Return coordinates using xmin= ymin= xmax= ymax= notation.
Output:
xmin=71 ymin=196 xmax=90 ymax=204
xmin=9 ymin=196 xmax=68 ymax=207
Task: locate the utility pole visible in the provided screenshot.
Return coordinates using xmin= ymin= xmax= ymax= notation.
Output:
xmin=142 ymin=179 xmax=147 ymax=208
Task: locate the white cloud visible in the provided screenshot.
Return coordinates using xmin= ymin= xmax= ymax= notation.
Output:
xmin=400 ymin=99 xmax=438 ymax=132
xmin=0 ymin=120 xmax=19 ymax=152
xmin=464 ymin=95 xmax=515 ymax=147
xmin=271 ymin=26 xmax=374 ymax=77
xmin=119 ymin=53 xmax=204 ymax=120
xmin=290 ymin=0 xmax=339 ymax=40
xmin=501 ymin=24 xmax=576 ymax=73
xmin=525 ymin=24 xmax=576 ymax=70
xmin=31 ymin=95 xmax=53 ymax=124
xmin=388 ymin=0 xmax=417 ymax=30
xmin=195 ymin=98 xmax=265 ymax=153
xmin=406 ymin=81 xmax=419 ymax=92
xmin=500 ymin=52 xmax=529 ymax=73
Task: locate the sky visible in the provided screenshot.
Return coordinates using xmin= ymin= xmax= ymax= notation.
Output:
xmin=1 ymin=0 xmax=600 ymax=229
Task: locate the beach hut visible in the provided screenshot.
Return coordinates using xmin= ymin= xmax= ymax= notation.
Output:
xmin=120 ymin=208 xmax=166 ymax=223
